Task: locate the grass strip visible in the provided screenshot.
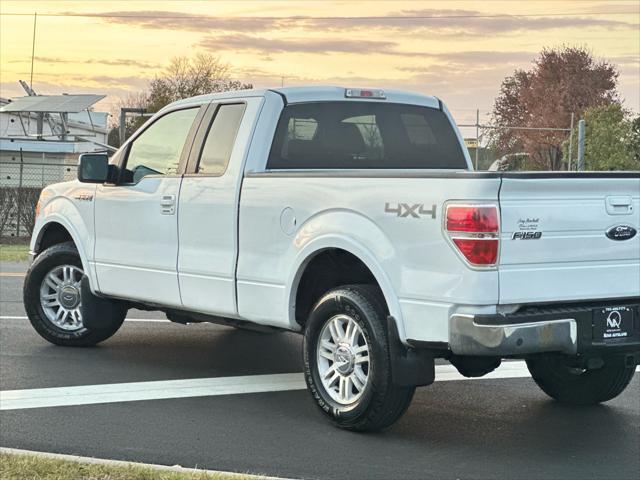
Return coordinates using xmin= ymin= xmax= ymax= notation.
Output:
xmin=0 ymin=452 xmax=267 ymax=480
xmin=0 ymin=244 xmax=30 ymax=262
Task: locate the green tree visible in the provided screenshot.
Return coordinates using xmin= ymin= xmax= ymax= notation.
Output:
xmin=563 ymin=104 xmax=639 ymax=171
xmin=491 ymin=46 xmax=620 ymax=170
xmin=629 ymin=116 xmax=640 ymax=162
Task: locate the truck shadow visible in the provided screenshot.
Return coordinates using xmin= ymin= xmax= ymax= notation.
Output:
xmin=381 ymin=378 xmax=639 ymax=470
xmin=88 ymin=323 xmax=304 ymax=378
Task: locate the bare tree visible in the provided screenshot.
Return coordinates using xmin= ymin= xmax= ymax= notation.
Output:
xmin=146 ymin=54 xmax=252 ymax=112
xmin=15 ymin=187 xmax=40 ymax=235
xmin=109 ymin=54 xmax=252 ymax=146
xmin=0 ymin=188 xmax=16 ymax=236
xmin=108 ymin=91 xmax=150 ymax=147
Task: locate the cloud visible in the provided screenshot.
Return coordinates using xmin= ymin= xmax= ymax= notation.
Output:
xmin=609 ymin=54 xmax=640 ymax=65
xmin=84 ymin=75 xmax=151 ymax=87
xmin=199 ymin=35 xmax=540 ymax=65
xmin=76 ymin=10 xmax=286 ymax=33
xmin=83 ymin=8 xmax=636 ymax=37
xmin=390 ymin=8 xmax=633 ymax=35
xmin=2 ymin=71 xmax=151 ymax=90
xmin=27 ymin=56 xmax=162 ymax=69
xmin=398 ymin=51 xmax=537 ymax=69
xmin=584 ymin=2 xmax=640 ymax=14
xmin=198 ymin=34 xmax=397 ymax=54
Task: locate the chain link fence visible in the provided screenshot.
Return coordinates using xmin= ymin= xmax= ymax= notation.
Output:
xmin=1 ymin=159 xmax=77 ymax=237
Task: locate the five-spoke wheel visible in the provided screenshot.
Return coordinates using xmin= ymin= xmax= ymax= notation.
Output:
xmin=317 ymin=314 xmax=370 ymax=404
xmin=303 ymin=285 xmax=415 ymax=432
xmin=24 ymin=241 xmax=126 ymax=346
xmin=39 ymin=264 xmax=84 ymax=331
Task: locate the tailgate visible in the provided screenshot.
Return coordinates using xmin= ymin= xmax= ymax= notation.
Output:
xmin=498 ymin=175 xmax=640 ymax=304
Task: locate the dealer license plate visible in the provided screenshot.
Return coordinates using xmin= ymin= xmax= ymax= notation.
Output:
xmin=593 ymin=306 xmax=634 ymax=341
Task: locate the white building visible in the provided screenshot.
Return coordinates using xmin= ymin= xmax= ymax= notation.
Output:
xmin=0 ymin=94 xmax=110 ymax=187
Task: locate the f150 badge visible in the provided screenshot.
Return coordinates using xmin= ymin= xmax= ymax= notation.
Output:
xmin=513 ymin=231 xmax=542 ymax=240
xmin=384 ymin=203 xmax=436 ymax=219
xmin=513 ymin=217 xmax=542 ymax=240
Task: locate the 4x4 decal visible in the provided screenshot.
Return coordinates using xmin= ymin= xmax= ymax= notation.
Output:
xmin=384 ymin=203 xmax=436 ymax=219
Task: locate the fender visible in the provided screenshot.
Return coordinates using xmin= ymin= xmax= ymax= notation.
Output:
xmin=285 ymin=209 xmax=409 ymax=343
xmin=32 ymin=194 xmax=99 ymax=293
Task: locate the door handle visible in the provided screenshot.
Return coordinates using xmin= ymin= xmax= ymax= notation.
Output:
xmin=160 ymin=195 xmax=175 ymax=206
xmin=160 ymin=195 xmax=176 ymax=215
xmin=606 ymin=196 xmax=633 ymax=215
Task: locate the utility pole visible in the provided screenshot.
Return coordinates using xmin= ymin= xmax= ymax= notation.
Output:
xmin=577 ymin=119 xmax=586 ymax=171
xmin=30 ymin=13 xmax=37 ymax=90
xmin=567 ymin=112 xmax=574 ymax=171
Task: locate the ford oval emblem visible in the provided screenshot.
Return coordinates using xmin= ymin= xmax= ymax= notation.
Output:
xmin=606 ymin=225 xmax=637 ymax=241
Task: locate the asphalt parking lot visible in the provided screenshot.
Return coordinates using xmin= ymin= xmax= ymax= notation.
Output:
xmin=1 ymin=261 xmax=639 ymax=480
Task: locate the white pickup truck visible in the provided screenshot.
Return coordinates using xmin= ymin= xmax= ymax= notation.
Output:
xmin=24 ymin=87 xmax=639 ymax=431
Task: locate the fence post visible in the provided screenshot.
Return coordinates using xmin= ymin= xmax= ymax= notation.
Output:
xmin=577 ymin=119 xmax=586 ymax=171
xmin=119 ymin=109 xmax=126 ymax=147
xmin=475 ymin=109 xmax=479 ymax=170
xmin=567 ymin=113 xmax=574 ymax=171
xmin=16 ymin=149 xmax=24 ymax=237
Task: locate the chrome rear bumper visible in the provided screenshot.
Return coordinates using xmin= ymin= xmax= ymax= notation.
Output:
xmin=449 ymin=314 xmax=578 ymax=356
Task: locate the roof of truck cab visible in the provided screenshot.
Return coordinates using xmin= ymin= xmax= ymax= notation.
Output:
xmin=168 ymin=86 xmax=441 ymax=109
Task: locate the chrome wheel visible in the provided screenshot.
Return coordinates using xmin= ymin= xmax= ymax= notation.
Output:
xmin=317 ymin=314 xmax=370 ymax=405
xmin=39 ymin=264 xmax=84 ymax=331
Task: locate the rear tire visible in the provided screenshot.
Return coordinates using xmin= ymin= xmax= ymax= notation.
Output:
xmin=303 ymin=284 xmax=415 ymax=432
xmin=23 ymin=242 xmax=126 ymax=346
xmin=526 ymin=355 xmax=636 ymax=405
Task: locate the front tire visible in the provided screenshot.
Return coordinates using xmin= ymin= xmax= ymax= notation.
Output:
xmin=303 ymin=285 xmax=415 ymax=432
xmin=526 ymin=355 xmax=636 ymax=405
xmin=23 ymin=242 xmax=126 ymax=346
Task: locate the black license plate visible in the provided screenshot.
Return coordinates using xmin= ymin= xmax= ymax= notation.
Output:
xmin=593 ymin=306 xmax=634 ymax=341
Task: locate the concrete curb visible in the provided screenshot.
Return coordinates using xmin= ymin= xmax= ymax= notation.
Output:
xmin=0 ymin=447 xmax=296 ymax=480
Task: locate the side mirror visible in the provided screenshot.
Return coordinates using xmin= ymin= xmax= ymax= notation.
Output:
xmin=78 ymin=153 xmax=109 ymax=183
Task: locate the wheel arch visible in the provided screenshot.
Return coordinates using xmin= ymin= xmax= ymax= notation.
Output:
xmin=34 ymin=221 xmax=74 ymax=253
xmin=287 ymin=237 xmax=406 ymax=342
xmin=32 ymin=216 xmax=96 ymax=291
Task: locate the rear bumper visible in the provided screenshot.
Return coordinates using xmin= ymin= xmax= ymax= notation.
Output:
xmin=450 ymin=300 xmax=640 ymax=357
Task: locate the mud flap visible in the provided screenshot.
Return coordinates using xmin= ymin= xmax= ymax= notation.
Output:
xmin=387 ymin=316 xmax=435 ymax=387
xmin=80 ymin=277 xmax=127 ymax=330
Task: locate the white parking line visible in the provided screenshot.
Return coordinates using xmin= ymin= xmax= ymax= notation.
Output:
xmin=0 ymin=315 xmax=168 ymax=322
xmin=0 ymin=361 xmax=592 ymax=411
xmin=1 ymin=373 xmax=306 ymax=411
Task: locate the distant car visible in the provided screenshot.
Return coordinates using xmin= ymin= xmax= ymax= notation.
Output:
xmin=24 ymin=87 xmax=639 ymax=431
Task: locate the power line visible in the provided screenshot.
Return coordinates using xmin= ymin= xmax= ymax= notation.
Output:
xmin=0 ymin=11 xmax=638 ymax=19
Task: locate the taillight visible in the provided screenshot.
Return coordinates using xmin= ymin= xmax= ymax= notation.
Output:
xmin=445 ymin=204 xmax=499 ymax=267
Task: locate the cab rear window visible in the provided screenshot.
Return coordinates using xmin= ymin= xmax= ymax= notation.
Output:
xmin=267 ymin=102 xmax=467 ymax=170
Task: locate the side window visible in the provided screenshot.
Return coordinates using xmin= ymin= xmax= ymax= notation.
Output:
xmin=196 ymin=103 xmax=245 ymax=175
xmin=125 ymin=108 xmax=199 ymax=183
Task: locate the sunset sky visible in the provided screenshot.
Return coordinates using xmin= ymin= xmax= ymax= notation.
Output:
xmin=1 ymin=1 xmax=639 ymax=128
